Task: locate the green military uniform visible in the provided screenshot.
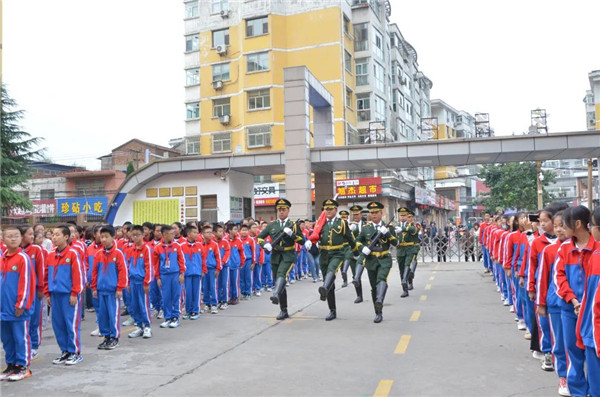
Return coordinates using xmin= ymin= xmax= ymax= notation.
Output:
xmin=256 ymin=199 xmax=304 ymax=320
xmin=316 ymin=199 xmax=358 ymax=321
xmin=342 ymin=205 xmax=366 ymax=303
xmin=355 ymin=201 xmax=397 ymax=323
xmin=396 ymin=207 xmax=420 ymax=297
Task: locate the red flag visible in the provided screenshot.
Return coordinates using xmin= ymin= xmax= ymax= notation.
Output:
xmin=308 ymin=210 xmax=327 ymax=243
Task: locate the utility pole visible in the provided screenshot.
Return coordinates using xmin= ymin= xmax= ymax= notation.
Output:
xmin=537 ymin=161 xmax=543 ymax=210
xmin=588 ymin=158 xmax=593 ymax=210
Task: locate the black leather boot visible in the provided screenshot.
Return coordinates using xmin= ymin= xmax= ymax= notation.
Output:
xmin=319 ymin=272 xmax=335 ymax=301
xmin=325 ymin=287 xmax=336 ymax=321
xmin=354 ymin=281 xmax=363 ymax=303
xmin=341 ymin=270 xmax=348 ymax=288
xmin=270 ymin=277 xmax=286 ymax=305
xmin=276 ymin=288 xmax=289 ymax=320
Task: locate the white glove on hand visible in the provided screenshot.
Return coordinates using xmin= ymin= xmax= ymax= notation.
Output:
xmin=263 ymin=243 xmax=272 ymax=252
xmin=284 ymin=227 xmax=293 ymax=236
xmin=395 ymin=226 xmax=402 ymax=234
xmin=304 ymin=240 xmax=313 ymax=250
xmin=362 ymin=246 xmax=371 ymax=256
xmin=349 ymin=223 xmax=357 ymax=232
xmin=378 ymin=226 xmax=388 ymax=235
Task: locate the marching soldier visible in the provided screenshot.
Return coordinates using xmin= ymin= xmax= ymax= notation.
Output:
xmin=313 ymin=199 xmax=358 ymax=321
xmin=395 ymin=207 xmax=420 ymax=298
xmin=355 ymin=202 xmax=397 ymax=323
xmin=256 ymin=199 xmax=304 ymax=320
xmin=341 ymin=205 xmax=365 ymax=303
xmin=338 ymin=210 xmax=351 ymax=288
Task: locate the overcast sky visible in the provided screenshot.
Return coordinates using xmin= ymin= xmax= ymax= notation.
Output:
xmin=4 ymin=0 xmax=599 ymax=170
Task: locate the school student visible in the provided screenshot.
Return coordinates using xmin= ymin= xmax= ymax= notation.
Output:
xmin=214 ymin=224 xmax=231 ymax=310
xmin=239 ymin=224 xmax=256 ymax=300
xmin=200 ymin=225 xmax=222 ymax=314
xmin=91 ymin=226 xmax=128 ymax=350
xmin=85 ymin=225 xmax=103 ymax=336
xmin=154 ymin=225 xmax=185 ymax=328
xmin=225 ymin=224 xmax=245 ymax=305
xmin=125 ymin=225 xmax=153 ymax=338
xmin=181 ymin=225 xmax=203 ymax=320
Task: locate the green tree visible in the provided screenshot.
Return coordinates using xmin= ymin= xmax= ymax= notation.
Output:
xmin=1 ymin=84 xmax=44 ymax=212
xmin=478 ymin=162 xmax=556 ymax=212
xmin=126 ymin=161 xmax=135 ymax=177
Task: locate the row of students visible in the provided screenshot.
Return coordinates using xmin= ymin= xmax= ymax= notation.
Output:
xmin=481 ymin=205 xmax=600 ymax=397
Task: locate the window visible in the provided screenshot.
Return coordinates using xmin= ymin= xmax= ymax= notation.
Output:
xmin=397 ymin=118 xmax=406 ymax=137
xmin=374 ymin=95 xmax=386 ymax=122
xmin=247 ymin=52 xmax=269 ymax=72
xmin=76 ymin=180 xmax=104 ymax=196
xmin=247 ymin=125 xmax=271 ymax=148
xmin=345 ymin=87 xmax=352 ymax=108
xmin=343 ymin=15 xmax=351 ymax=35
xmin=212 ymin=29 xmax=230 ymax=48
xmin=186 ymin=102 xmax=200 ymax=120
xmin=186 ymin=68 xmax=200 ymax=86
xmin=405 ymin=100 xmax=413 ymax=122
xmin=352 ymin=0 xmax=368 ymax=5
xmin=248 ymin=89 xmax=270 ymax=110
xmin=355 ymin=58 xmax=369 ymax=85
xmin=211 ymin=0 xmax=228 ymax=14
xmin=185 ymin=34 xmax=199 ymax=52
xmin=185 ymin=1 xmax=199 ymax=18
xmin=246 ymin=16 xmax=268 ymax=37
xmin=40 ymin=189 xmax=55 ymax=200
xmin=212 ymin=132 xmax=231 ymax=153
xmin=344 ymin=50 xmax=352 ymax=72
xmin=373 ymin=61 xmax=385 ymax=92
xmin=354 ymin=23 xmax=368 ymax=51
xmin=212 ymin=63 xmax=230 ymax=81
xmin=213 ymin=98 xmax=230 ymax=117
xmin=372 ymin=27 xmax=383 ymax=59
xmin=357 ymin=93 xmax=370 ymax=122
xmin=201 ymin=194 xmax=218 ymax=223
xmin=186 ymin=138 xmax=200 ymax=155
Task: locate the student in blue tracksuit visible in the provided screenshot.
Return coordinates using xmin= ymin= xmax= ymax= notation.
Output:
xmin=250 ymin=223 xmax=263 ymax=296
xmin=85 ymin=226 xmax=103 ymax=336
xmin=126 ymin=225 xmax=153 ymax=339
xmin=182 ymin=225 xmax=203 ymax=320
xmin=214 ymin=224 xmax=231 ymax=310
xmin=201 ymin=225 xmax=222 ymax=314
xmin=154 ymin=225 xmax=186 ymax=329
xmin=239 ymin=224 xmax=255 ymax=299
xmin=226 ymin=225 xmax=245 ymax=305
xmin=0 ymin=226 xmax=35 ymax=381
xmin=91 ymin=226 xmax=128 ymax=350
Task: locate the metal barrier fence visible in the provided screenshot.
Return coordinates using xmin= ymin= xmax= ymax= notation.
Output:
xmin=416 ymin=234 xmax=483 ymax=263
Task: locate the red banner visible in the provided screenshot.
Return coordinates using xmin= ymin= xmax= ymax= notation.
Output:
xmin=8 ymin=199 xmax=57 ymax=218
xmin=335 ymin=177 xmax=382 ymax=199
xmin=254 ymin=198 xmax=279 ymax=207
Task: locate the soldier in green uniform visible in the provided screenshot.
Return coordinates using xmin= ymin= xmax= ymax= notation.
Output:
xmin=341 ymin=205 xmax=365 ymax=303
xmin=355 ymin=202 xmax=397 ymax=323
xmin=338 ymin=210 xmax=351 ymax=288
xmin=256 ymin=199 xmax=304 ymax=320
xmin=395 ymin=207 xmax=420 ymax=298
xmin=315 ymin=199 xmax=358 ymax=321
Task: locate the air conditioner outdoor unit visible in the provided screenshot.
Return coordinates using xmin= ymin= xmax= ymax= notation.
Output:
xmin=212 ymin=80 xmax=223 ymax=90
xmin=216 ymin=45 xmax=227 ymax=55
xmin=220 ymin=9 xmax=231 ymax=18
xmin=400 ymin=77 xmax=407 ymax=85
xmin=219 ymin=114 xmax=230 ymax=125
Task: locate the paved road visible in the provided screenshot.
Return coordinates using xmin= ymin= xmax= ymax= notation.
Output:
xmin=2 ymin=261 xmax=557 ymax=396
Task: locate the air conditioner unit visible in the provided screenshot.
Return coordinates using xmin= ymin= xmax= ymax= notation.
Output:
xmin=212 ymin=80 xmax=223 ymax=90
xmin=400 ymin=77 xmax=407 ymax=85
xmin=216 ymin=45 xmax=227 ymax=55
xmin=220 ymin=9 xmax=231 ymax=18
xmin=219 ymin=114 xmax=230 ymax=125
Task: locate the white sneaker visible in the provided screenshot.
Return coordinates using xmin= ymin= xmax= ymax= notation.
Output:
xmin=160 ymin=320 xmax=171 ymax=328
xmin=524 ymin=331 xmax=532 ymax=340
xmin=156 ymin=310 xmax=164 ymax=319
xmin=541 ymin=353 xmax=554 ymax=371
xmin=211 ymin=306 xmax=218 ymax=314
xmin=128 ymin=327 xmax=143 ymax=338
xmin=90 ymin=328 xmax=100 ymax=336
xmin=266 ymin=287 xmax=273 ymax=292
xmin=220 ymin=303 xmax=228 ymax=310
xmin=532 ymin=351 xmax=544 ymax=360
xmin=517 ymin=320 xmax=527 ymax=330
xmin=254 ymin=290 xmax=261 ymax=297
xmin=122 ymin=317 xmax=135 ymax=326
xmin=558 ymin=377 xmax=570 ymax=396
xmin=143 ymin=327 xmax=152 ymax=338
xmin=509 ymin=306 xmax=515 ymax=313
xmin=496 ymin=286 xmax=501 ymax=292
xmin=503 ymin=299 xmax=509 ymax=306
xmin=31 ymin=349 xmax=38 ymax=359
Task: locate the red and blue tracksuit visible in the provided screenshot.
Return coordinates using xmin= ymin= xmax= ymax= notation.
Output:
xmin=554 ymin=237 xmax=596 ymax=397
xmin=537 ymin=242 xmax=568 ymax=379
xmin=480 ymin=221 xmax=491 ymax=271
xmin=529 ymin=233 xmax=557 ymax=355
xmin=148 ymin=239 xmax=163 ymax=313
xmin=154 ymin=242 xmax=185 ymax=320
xmin=216 ymin=238 xmax=231 ymax=304
xmin=91 ymin=245 xmax=128 ymax=339
xmin=22 ymin=244 xmax=45 ymax=351
xmin=262 ymin=236 xmax=273 ymax=289
xmin=45 ymin=246 xmax=84 ymax=355
xmin=225 ymin=236 xmax=245 ymax=301
xmin=503 ymin=230 xmax=522 ymax=319
xmin=182 ymin=240 xmax=204 ymax=315
xmin=201 ymin=240 xmax=222 ymax=307
xmin=1 ymin=248 xmax=35 ymax=367
xmin=117 ymin=239 xmax=132 ymax=311
xmin=517 ymin=230 xmax=537 ymax=333
xmin=576 ymin=242 xmax=600 ymax=397
xmin=252 ymin=237 xmax=263 ymax=292
xmin=240 ymin=236 xmax=255 ymax=296
xmin=128 ymin=243 xmax=153 ymax=328
xmin=85 ymin=242 xmax=102 ymax=316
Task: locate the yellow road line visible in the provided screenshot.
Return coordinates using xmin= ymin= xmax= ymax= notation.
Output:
xmin=394 ymin=334 xmax=411 ymax=354
xmin=432 ymin=270 xmax=438 ymax=274
xmin=420 ymin=295 xmax=427 ymax=301
xmin=409 ymin=311 xmax=421 ymax=322
xmin=424 ymin=284 xmax=432 ymax=290
xmin=373 ymin=380 xmax=394 ymax=397
xmin=429 ymin=276 xmax=435 ymax=280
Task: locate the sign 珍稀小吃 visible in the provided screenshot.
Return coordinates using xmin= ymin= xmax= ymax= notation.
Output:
xmin=57 ymin=197 xmax=108 ymax=216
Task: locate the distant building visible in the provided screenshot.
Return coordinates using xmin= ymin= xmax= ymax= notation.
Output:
xmin=98 ymin=139 xmax=183 ymax=172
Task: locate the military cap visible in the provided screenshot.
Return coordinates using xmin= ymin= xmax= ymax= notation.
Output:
xmin=367 ymin=201 xmax=384 ymax=212
xmin=397 ymin=206 xmax=410 ymax=215
xmin=275 ymin=199 xmax=291 ymax=209
xmin=406 ymin=208 xmax=415 ymax=216
xmin=339 ymin=210 xmax=350 ymax=218
xmin=349 ymin=205 xmax=363 ymax=214
xmin=322 ymin=199 xmax=339 ymax=209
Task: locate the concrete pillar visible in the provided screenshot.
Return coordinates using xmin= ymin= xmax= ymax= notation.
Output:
xmin=313 ymin=107 xmax=334 ymax=147
xmin=313 ymin=172 xmax=333 ymax=216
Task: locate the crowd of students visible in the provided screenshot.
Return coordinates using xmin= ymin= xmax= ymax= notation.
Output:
xmin=480 ymin=205 xmax=600 ymax=397
xmin=0 ymin=218 xmax=321 ymax=382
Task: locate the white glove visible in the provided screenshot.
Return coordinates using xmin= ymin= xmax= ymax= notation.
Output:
xmin=362 ymin=246 xmax=371 ymax=256
xmin=263 ymin=243 xmax=272 ymax=252
xmin=304 ymin=240 xmax=313 ymax=250
xmin=349 ymin=223 xmax=357 ymax=232
xmin=378 ymin=226 xmax=388 ymax=235
xmin=395 ymin=226 xmax=401 ymax=234
xmin=284 ymin=227 xmax=293 ymax=236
